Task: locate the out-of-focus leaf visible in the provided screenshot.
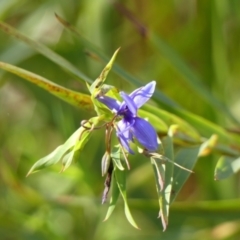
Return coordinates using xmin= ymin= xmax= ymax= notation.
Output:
xmin=170 ymin=146 xmax=200 ymax=203
xmin=176 ymin=109 xmax=240 ymax=146
xmin=143 ymin=104 xmax=201 ymax=143
xmin=114 ymin=166 xmax=139 ymax=229
xmin=149 ymin=32 xmax=239 ymax=125
xmin=0 ymin=0 xmax=19 ymax=17
xmin=170 ymin=136 xmax=217 ymax=203
xmin=27 ymin=127 xmax=84 ymax=175
xmin=129 ymin=198 xmax=240 ymax=216
xmin=214 ymin=156 xmax=240 ymax=180
xmin=214 ymin=143 xmax=240 ymax=157
xmin=145 ymin=103 xmax=240 ymax=153
xmin=0 ymin=61 xmax=93 ymax=111
xmin=198 ymin=134 xmax=218 ymax=157
xmin=0 ymin=21 xmax=92 ymax=83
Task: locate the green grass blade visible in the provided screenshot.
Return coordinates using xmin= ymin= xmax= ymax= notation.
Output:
xmin=0 ymin=21 xmax=92 ymax=83
xmin=149 ymin=32 xmax=239 ymax=124
xmin=175 ymin=109 xmax=240 ymax=145
xmin=114 ymin=166 xmax=139 ymax=229
xmin=0 ymin=61 xmax=93 ymax=111
xmin=143 ymin=104 xmax=201 ymax=142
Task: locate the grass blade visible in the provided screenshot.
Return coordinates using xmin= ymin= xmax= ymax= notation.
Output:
xmin=150 ymin=32 xmax=239 ymax=124
xmin=0 ymin=61 xmax=93 ymax=111
xmin=114 ymin=166 xmax=139 ymax=229
xmin=0 ymin=20 xmax=92 ymax=83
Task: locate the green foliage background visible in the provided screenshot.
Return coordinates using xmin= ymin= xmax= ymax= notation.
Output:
xmin=0 ymin=0 xmax=240 ymax=239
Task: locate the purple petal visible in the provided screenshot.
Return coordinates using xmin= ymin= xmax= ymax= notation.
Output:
xmin=117 ymin=131 xmax=134 ymax=154
xmin=116 ymin=119 xmax=134 ymax=154
xmin=96 ymin=95 xmax=121 ymax=113
xmin=120 ymin=92 xmax=137 ymax=116
xmin=129 ymin=81 xmax=156 ymax=108
xmin=130 ymin=117 xmax=158 ymax=151
xmin=117 ymin=119 xmax=134 ymax=140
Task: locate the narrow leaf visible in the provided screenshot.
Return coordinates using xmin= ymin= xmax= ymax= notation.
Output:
xmin=150 ymin=32 xmax=239 ymax=124
xmin=114 ymin=166 xmax=139 ymax=229
xmin=0 ymin=61 xmax=93 ymax=111
xmin=111 ymin=147 xmax=125 ymax=171
xmin=27 ymin=127 xmax=85 ymax=175
xmin=61 ymin=150 xmax=75 ymax=172
xmin=175 ymin=109 xmax=240 ymax=145
xmin=61 ymin=130 xmax=92 ymax=172
xmin=0 ymin=20 xmax=92 ymax=83
xmin=103 ymin=168 xmax=120 ymax=221
xmin=90 ymin=48 xmax=120 ymax=93
xmin=143 ymin=104 xmax=201 ymax=143
xmin=151 ymin=157 xmax=165 ymax=192
xmin=171 ymin=144 xmax=203 ymax=203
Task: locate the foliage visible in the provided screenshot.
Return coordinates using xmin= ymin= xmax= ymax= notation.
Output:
xmin=0 ymin=1 xmax=240 ymax=239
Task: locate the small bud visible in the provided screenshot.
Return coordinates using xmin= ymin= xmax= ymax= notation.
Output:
xmin=101 ymin=151 xmax=111 ymax=176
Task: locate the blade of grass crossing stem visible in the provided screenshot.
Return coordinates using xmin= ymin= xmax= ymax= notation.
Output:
xmin=0 ymin=61 xmax=93 ymax=111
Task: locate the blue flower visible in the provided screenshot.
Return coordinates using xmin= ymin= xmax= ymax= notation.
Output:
xmin=97 ymin=81 xmax=158 ymax=153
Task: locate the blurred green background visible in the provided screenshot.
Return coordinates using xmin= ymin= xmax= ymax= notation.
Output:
xmin=0 ymin=0 xmax=240 ymax=239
